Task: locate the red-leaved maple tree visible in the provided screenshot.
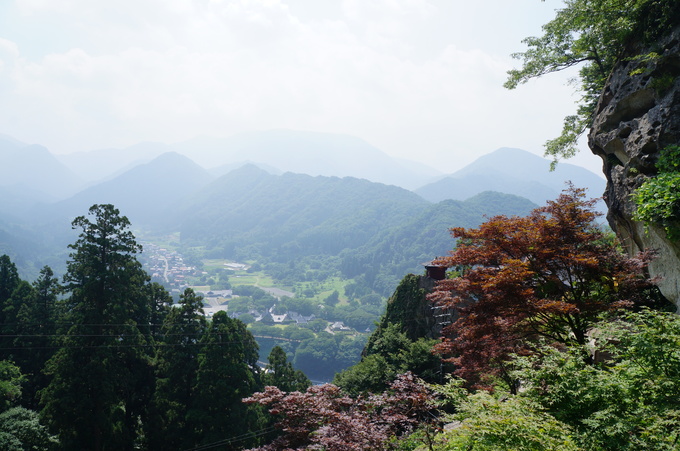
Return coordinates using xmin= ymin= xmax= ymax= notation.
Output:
xmin=244 ymin=372 xmax=437 ymax=451
xmin=428 ymin=186 xmax=657 ymax=391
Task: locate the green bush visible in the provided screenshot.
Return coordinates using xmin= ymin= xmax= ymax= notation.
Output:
xmin=633 ymin=145 xmax=680 ymax=240
xmin=436 ymin=392 xmax=579 ymax=451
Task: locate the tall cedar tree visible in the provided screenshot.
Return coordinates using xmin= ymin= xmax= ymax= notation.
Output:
xmin=428 ymin=186 xmax=657 ymax=391
xmin=0 ymin=255 xmax=19 ymax=306
xmin=13 ymin=266 xmax=60 ymax=409
xmin=146 ymin=288 xmax=206 ymax=450
xmin=40 ymin=204 xmax=154 ymax=451
xmin=191 ymin=310 xmax=265 ymax=449
xmin=0 ymin=256 xmax=21 ymax=358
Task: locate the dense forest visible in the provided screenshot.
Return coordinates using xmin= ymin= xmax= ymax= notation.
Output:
xmin=0 ymin=205 xmax=290 ymax=449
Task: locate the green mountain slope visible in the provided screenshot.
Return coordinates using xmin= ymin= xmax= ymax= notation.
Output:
xmin=178 ymin=164 xmax=429 ymax=259
xmin=178 ymin=166 xmax=537 ymax=295
xmin=340 ymin=192 xmax=537 ymax=294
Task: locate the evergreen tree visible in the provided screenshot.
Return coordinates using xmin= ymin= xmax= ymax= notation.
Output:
xmin=146 ymin=282 xmax=172 ymax=339
xmin=0 ymin=255 xmax=19 ymax=307
xmin=0 ymin=281 xmax=33 ymax=362
xmin=13 ymin=266 xmax=60 ymax=409
xmin=0 ymin=256 xmax=21 ymax=362
xmin=147 ymin=288 xmax=206 ymax=449
xmin=40 ymin=204 xmax=154 ymax=451
xmin=264 ymin=345 xmax=311 ymax=393
xmin=191 ymin=311 xmax=266 ymax=448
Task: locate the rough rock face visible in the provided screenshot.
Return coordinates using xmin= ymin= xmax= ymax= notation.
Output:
xmin=589 ymin=25 xmax=680 ymax=309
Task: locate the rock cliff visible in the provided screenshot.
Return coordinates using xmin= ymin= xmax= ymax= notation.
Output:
xmin=589 ymin=24 xmax=680 ymax=309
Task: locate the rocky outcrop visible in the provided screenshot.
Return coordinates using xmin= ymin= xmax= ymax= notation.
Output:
xmin=589 ymin=25 xmax=680 ymax=309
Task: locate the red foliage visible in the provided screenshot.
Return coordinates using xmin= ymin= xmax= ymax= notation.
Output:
xmin=429 ymin=186 xmax=656 ymax=390
xmin=243 ymin=372 xmax=437 ymax=451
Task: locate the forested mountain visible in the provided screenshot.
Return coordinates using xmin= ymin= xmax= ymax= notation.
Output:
xmin=0 ymin=216 xmax=50 ymax=273
xmin=345 ymin=192 xmax=537 ymax=294
xmin=0 ymin=143 xmax=540 ymax=291
xmin=178 ymin=164 xmax=428 ymax=257
xmin=416 ymin=147 xmax=606 ymax=205
xmin=176 ymin=165 xmax=536 ymax=295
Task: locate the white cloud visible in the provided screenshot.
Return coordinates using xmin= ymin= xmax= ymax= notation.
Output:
xmin=0 ymin=0 xmax=601 ymax=173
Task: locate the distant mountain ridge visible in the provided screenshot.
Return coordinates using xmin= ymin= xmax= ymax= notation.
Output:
xmin=2 ymin=135 xmax=606 ymax=207
xmin=415 ymin=147 xmax=606 ymax=206
xmin=0 ymin=135 xmax=84 ymax=203
xmin=173 ymin=130 xmax=443 ymax=190
xmin=56 ymin=142 xmax=174 ymax=183
xmin=52 ymin=130 xmax=443 ymax=191
xmin=37 ymin=152 xmax=214 ymax=228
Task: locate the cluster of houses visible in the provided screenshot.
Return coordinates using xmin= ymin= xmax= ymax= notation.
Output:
xmin=195 ymin=290 xmax=353 ymax=332
xmin=140 ymin=245 xmax=357 ymax=333
xmin=194 ymin=289 xmax=314 ymax=324
xmin=141 ymin=242 xmax=199 ymax=291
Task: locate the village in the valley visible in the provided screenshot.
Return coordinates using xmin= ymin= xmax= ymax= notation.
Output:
xmin=139 ymin=241 xmax=354 ymax=333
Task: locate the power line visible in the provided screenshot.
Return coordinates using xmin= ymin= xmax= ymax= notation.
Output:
xmin=183 ymin=425 xmax=279 ymax=451
xmin=0 ymin=333 xmax=302 ymax=351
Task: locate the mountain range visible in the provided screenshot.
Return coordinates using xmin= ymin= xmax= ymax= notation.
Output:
xmin=1 ymin=131 xmax=605 ymax=211
xmin=0 ymin=130 xmax=606 ymax=282
xmin=415 ymin=147 xmax=606 ymax=206
xmin=52 ymin=130 xmax=444 ymax=191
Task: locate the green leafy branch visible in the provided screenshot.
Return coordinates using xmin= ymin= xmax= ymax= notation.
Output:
xmin=632 ymin=145 xmax=680 ymax=240
xmin=505 ymin=0 xmax=680 ymax=166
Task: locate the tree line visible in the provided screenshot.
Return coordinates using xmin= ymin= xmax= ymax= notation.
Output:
xmin=0 ymin=204 xmax=308 ymax=450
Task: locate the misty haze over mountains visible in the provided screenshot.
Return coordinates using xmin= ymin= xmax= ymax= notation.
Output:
xmin=52 ymin=130 xmax=445 ymax=191
xmin=0 ymin=129 xmax=605 ymax=279
xmin=1 ymin=129 xmax=604 ymax=205
xmin=0 ymin=130 xmax=607 ymax=226
xmin=416 ymin=147 xmax=606 ymax=206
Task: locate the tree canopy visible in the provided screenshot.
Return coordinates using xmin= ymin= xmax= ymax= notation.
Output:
xmin=428 ymin=186 xmax=660 ymax=390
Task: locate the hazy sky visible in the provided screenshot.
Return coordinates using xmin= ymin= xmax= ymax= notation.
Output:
xmin=0 ymin=0 xmax=604 ymax=174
